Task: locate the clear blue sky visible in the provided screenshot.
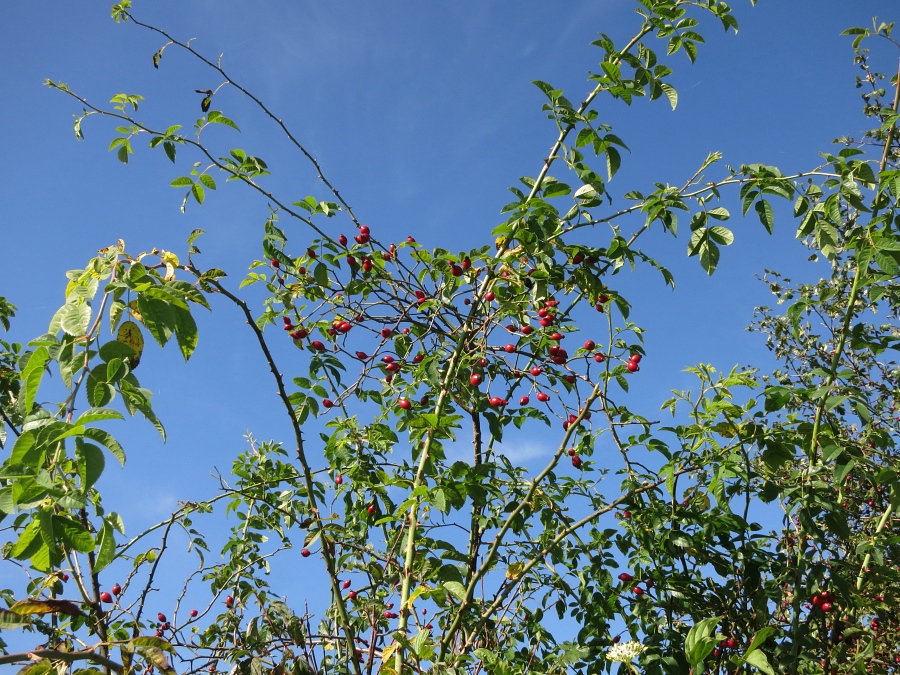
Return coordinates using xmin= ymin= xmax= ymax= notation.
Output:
xmin=1 ymin=0 xmax=898 ymax=630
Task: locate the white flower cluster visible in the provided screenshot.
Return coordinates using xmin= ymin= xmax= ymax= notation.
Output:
xmin=605 ymin=640 xmax=647 ymax=663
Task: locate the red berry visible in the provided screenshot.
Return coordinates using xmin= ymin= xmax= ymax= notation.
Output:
xmin=348 ymin=591 xmax=357 ymax=600
xmin=537 ymin=308 xmax=548 ymax=318
xmin=622 ymin=510 xmax=632 ymax=519
xmin=519 ymin=396 xmax=530 ymax=405
xmin=407 ymin=235 xmax=416 ymax=243
xmin=564 ymin=375 xmax=576 ymax=384
xmin=100 ymin=592 xmax=113 ymax=604
xmin=536 ymin=392 xmax=550 ymax=402
xmin=301 ymin=549 xmax=311 ymax=557
xmin=489 ymin=397 xmax=504 ymax=407
xmin=470 ymin=373 xmax=483 ymax=386
xmin=311 ymin=341 xmax=325 ymax=351
xmin=530 ymin=366 xmax=543 ymax=376
xmin=60 ymin=573 xmax=69 ymax=582
xmin=271 ymin=258 xmax=280 ymax=268
xmin=112 ymin=583 xmax=122 ymax=596
xmin=461 ymin=257 xmax=471 ymax=269
xmin=821 ymin=602 xmax=833 ymax=612
xmin=190 ymin=609 xmax=198 ymax=617
xmin=626 ymin=361 xmax=639 ymax=372
xmin=360 ymin=225 xmax=370 ymax=236
xmin=584 ymin=340 xmax=595 ymax=350
xmin=323 ymin=399 xmax=334 ymax=408
xmin=632 ymin=586 xmax=644 ymax=595
xmin=521 ymin=325 xmax=534 ymax=335
xmin=571 ymin=455 xmax=582 ymax=468
xmin=485 ymin=291 xmax=496 ymax=302
xmin=594 ymin=353 xmax=605 ymax=363
xmin=307 ymin=249 xmax=317 ymax=259
xmin=551 ymin=332 xmax=564 ymax=341
xmin=413 ymin=354 xmax=424 ymax=363
xmin=342 ymin=579 xmax=352 ymax=589
xmin=451 ymin=265 xmax=463 ymax=277
xmin=158 ymin=613 xmax=167 ymax=622
xmin=356 ymin=351 xmax=368 ymax=361
xmin=367 ymin=504 xmax=376 ymax=514
xmin=381 ymin=327 xmax=392 ymax=338
xmin=339 ymin=234 xmax=348 ymax=246
xmin=335 ymin=475 xmax=343 ymax=485
xmin=398 ymin=398 xmax=412 ymax=410
xmin=225 ymin=596 xmax=234 ymax=606
xmin=618 ymin=573 xmax=633 ymax=582
xmin=630 ymin=353 xmax=642 ymax=363
xmin=338 ymin=321 xmax=352 ymax=333
xmin=572 ymin=252 xmax=584 ymax=264
xmin=503 ymin=344 xmax=516 ymax=353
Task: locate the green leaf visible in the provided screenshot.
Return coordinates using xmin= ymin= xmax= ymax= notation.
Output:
xmin=699 ymin=240 xmax=719 ymax=274
xmin=708 ymin=226 xmax=734 ymax=246
xmin=0 ymin=608 xmax=31 ymax=629
xmin=875 ymin=250 xmax=900 ymax=276
xmin=170 ymin=176 xmax=194 ymax=187
xmin=684 ymin=616 xmax=722 ymax=665
xmin=660 ymin=82 xmax=678 ymax=110
xmin=191 ymin=182 xmax=205 ymax=204
xmin=21 ymin=346 xmax=50 ymax=414
xmin=443 ymin=581 xmax=467 ymax=602
xmin=755 ymin=199 xmax=774 ymax=234
xmin=543 ymin=182 xmax=572 ymax=198
xmin=55 ymin=515 xmax=95 ymax=553
xmin=94 ymin=520 xmax=116 ymax=572
xmin=198 ymin=174 xmax=217 ymax=190
xmin=75 ymin=407 xmax=124 ymax=425
xmin=744 ymin=627 xmax=775 ymax=656
xmin=137 ymin=296 xmax=176 ymax=347
xmin=171 ymin=305 xmax=198 ymax=361
xmin=742 ymin=649 xmax=775 ymax=675
xmin=76 ymin=439 xmax=105 ymax=492
xmin=59 ymin=302 xmax=92 ymax=336
xmin=82 ymin=427 xmax=126 ymax=466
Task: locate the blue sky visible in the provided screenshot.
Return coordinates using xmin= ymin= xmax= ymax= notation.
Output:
xmin=2 ymin=0 xmax=899 ymax=644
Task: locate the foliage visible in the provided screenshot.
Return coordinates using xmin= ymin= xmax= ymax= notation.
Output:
xmin=3 ymin=3 xmax=900 ymax=675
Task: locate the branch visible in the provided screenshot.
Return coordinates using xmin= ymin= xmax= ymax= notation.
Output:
xmin=0 ymin=649 xmax=124 ymax=673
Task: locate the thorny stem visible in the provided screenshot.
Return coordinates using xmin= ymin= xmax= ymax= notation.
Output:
xmin=788 ymin=52 xmax=900 ymax=675
xmin=199 ymin=272 xmax=363 ymax=675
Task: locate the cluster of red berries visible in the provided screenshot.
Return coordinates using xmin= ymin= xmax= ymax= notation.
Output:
xmin=811 ymin=589 xmax=836 ymax=613
xmin=99 ymin=582 xmax=123 ymax=604
xmin=626 ymin=352 xmax=641 ymax=372
xmin=712 ymin=635 xmax=738 ymax=658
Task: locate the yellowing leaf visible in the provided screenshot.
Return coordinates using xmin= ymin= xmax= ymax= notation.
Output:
xmin=506 ymin=562 xmax=525 ymax=580
xmin=117 ymin=320 xmax=144 ymax=369
xmin=10 ymin=598 xmax=82 ymax=617
xmin=127 ymin=299 xmax=143 ymax=323
xmin=160 ymin=250 xmax=180 ymax=266
xmin=380 ymin=643 xmax=399 ymax=663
